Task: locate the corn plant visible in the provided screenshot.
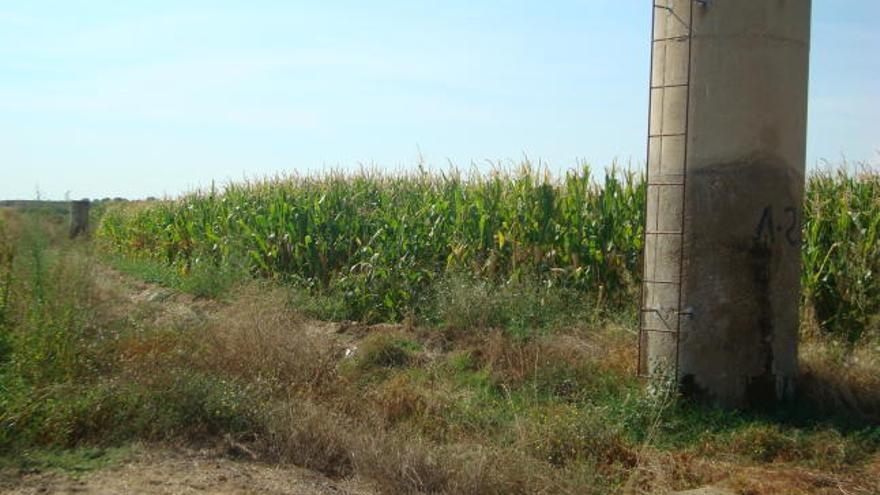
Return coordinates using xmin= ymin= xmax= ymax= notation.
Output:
xmin=802 ymin=167 xmax=880 ymax=341
xmin=98 ymin=165 xmax=644 ymax=321
xmin=98 ymin=163 xmax=879 ymax=338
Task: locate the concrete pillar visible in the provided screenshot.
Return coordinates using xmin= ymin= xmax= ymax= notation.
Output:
xmin=640 ymin=0 xmax=811 ymax=408
xmin=69 ymin=200 xmax=91 ymax=238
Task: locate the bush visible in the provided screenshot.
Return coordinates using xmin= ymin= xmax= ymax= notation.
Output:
xmin=352 ymin=332 xmax=422 ymax=371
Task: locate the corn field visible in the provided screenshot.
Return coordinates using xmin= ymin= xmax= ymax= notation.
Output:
xmin=98 ymin=165 xmax=879 ymax=338
xmin=802 ymin=168 xmax=880 ymax=340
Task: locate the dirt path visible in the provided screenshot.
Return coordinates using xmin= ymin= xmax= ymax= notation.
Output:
xmin=1 ymin=447 xmax=374 ymax=495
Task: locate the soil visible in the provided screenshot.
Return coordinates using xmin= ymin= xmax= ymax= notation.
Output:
xmin=0 ymin=447 xmax=374 ymax=495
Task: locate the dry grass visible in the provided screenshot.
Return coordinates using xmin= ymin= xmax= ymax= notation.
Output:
xmin=370 ymin=373 xmax=430 ymax=425
xmin=725 ymin=461 xmax=880 ymax=495
xmin=252 ymin=395 xmax=564 ymax=494
xmin=258 ymin=400 xmax=356 ymax=478
xmin=621 ymin=451 xmax=721 ymax=495
xmin=352 ymin=435 xmax=556 ymax=495
xmin=66 ymin=278 xmax=880 ymax=495
xmin=799 ymin=336 xmax=880 ymax=423
xmin=197 ymin=284 xmax=341 ymax=394
xmin=177 ymin=292 xmax=879 ymax=494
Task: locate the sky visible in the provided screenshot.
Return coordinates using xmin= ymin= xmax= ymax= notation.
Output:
xmin=1 ymin=1 xmax=878 ymax=200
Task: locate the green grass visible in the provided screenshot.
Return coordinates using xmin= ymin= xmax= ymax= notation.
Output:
xmin=101 ymin=251 xmax=247 ymax=299
xmin=0 ymin=446 xmax=135 ymax=477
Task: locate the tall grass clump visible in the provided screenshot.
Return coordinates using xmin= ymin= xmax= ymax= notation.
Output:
xmin=99 ymin=164 xmax=644 ymax=322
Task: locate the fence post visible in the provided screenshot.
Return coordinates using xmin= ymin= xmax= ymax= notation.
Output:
xmin=69 ymin=199 xmax=91 ymax=239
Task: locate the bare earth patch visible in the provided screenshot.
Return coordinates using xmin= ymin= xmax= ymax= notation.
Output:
xmin=0 ymin=447 xmax=374 ymax=495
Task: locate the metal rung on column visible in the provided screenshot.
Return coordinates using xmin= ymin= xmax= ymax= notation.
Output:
xmin=639 ymin=0 xmax=695 ymax=378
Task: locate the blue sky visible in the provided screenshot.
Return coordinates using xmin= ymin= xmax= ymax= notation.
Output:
xmin=1 ymin=1 xmax=877 ymax=200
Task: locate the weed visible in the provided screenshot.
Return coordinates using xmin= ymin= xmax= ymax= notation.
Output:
xmin=0 ymin=446 xmax=135 ymax=477
xmin=102 ymin=252 xmax=246 ymax=299
xmin=352 ymin=332 xmax=422 ymax=371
